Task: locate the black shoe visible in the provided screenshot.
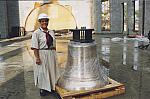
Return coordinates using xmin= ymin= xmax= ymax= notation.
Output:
xmin=51 ymin=90 xmax=61 ymax=99
xmin=40 ymin=89 xmax=50 ymax=96
xmin=145 ymin=44 xmax=149 ymax=49
xmin=51 ymin=89 xmax=56 ymax=93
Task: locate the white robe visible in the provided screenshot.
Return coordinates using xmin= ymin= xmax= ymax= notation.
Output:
xmin=31 ymin=28 xmax=59 ymax=92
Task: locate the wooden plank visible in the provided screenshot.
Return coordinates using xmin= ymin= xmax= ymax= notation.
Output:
xmin=88 ymin=86 xmax=125 ymax=99
xmin=56 ymin=78 xmax=123 ymax=97
xmin=56 ymin=78 xmax=125 ymax=99
xmin=63 ymin=86 xmax=125 ymax=99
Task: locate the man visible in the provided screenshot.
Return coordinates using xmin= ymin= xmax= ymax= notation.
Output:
xmin=31 ymin=13 xmax=59 ymax=96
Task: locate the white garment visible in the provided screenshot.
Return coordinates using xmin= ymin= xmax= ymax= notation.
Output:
xmin=136 ymin=37 xmax=150 ymax=45
xmin=31 ymin=28 xmax=59 ymax=92
xmin=111 ymin=37 xmax=123 ymax=42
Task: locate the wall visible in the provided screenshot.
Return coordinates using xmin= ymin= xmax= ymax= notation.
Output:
xmin=18 ymin=0 xmax=92 ymax=31
xmin=0 ymin=1 xmax=8 ymax=38
xmin=1 ymin=0 xmax=150 ymax=38
xmin=93 ymin=0 xmax=142 ymax=35
xmin=110 ymin=0 xmax=122 ymax=33
xmin=58 ymin=0 xmax=92 ymax=29
xmin=18 ymin=1 xmax=37 ymax=27
xmin=93 ymin=0 xmax=101 ymax=33
xmin=6 ymin=1 xmax=20 ymax=38
xmin=144 ymin=0 xmax=150 ymax=36
xmin=93 ymin=0 xmax=123 ymax=34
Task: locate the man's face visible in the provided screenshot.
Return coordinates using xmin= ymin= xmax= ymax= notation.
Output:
xmin=39 ymin=18 xmax=49 ymax=29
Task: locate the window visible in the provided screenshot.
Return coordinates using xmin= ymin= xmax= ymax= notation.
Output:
xmin=122 ymin=2 xmax=127 ymax=31
xmin=133 ymin=0 xmax=139 ymax=31
xmin=101 ymin=0 xmax=110 ymax=31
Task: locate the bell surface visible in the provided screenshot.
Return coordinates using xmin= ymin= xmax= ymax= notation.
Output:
xmin=57 ymin=41 xmax=109 ymax=91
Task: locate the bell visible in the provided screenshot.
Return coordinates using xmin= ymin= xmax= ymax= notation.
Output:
xmin=57 ymin=28 xmax=109 ymax=91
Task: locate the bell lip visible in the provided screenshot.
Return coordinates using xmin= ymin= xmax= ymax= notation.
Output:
xmin=57 ymin=77 xmax=109 ymax=91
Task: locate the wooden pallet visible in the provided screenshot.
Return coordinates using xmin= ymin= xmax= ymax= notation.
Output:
xmin=56 ymin=78 xmax=125 ymax=99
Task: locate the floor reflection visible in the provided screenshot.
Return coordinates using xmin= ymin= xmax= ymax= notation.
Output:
xmin=0 ymin=62 xmax=5 ymax=83
xmin=133 ymin=40 xmax=139 ymax=70
xmin=101 ymin=38 xmax=110 ymax=62
xmin=122 ymin=37 xmax=127 ymax=65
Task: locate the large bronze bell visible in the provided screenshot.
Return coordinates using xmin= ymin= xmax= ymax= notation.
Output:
xmin=57 ymin=28 xmax=109 ymax=91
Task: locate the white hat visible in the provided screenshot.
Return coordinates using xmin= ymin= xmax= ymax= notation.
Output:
xmin=38 ymin=13 xmax=49 ymax=20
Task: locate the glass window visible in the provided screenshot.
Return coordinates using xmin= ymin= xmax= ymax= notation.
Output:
xmin=101 ymin=0 xmax=110 ymax=31
xmin=133 ymin=0 xmax=139 ymax=31
xmin=122 ymin=3 xmax=127 ymax=32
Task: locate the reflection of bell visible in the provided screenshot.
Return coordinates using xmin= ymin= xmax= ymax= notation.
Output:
xmin=57 ymin=28 xmax=109 ymax=91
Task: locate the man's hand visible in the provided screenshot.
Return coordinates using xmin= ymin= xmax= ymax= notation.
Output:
xmin=51 ymin=47 xmax=56 ymax=50
xmin=36 ymin=58 xmax=42 ymax=65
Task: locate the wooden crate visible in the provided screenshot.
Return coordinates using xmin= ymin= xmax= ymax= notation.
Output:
xmin=56 ymin=78 xmax=125 ymax=99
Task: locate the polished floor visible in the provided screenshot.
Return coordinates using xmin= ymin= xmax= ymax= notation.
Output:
xmin=0 ymin=34 xmax=150 ymax=99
